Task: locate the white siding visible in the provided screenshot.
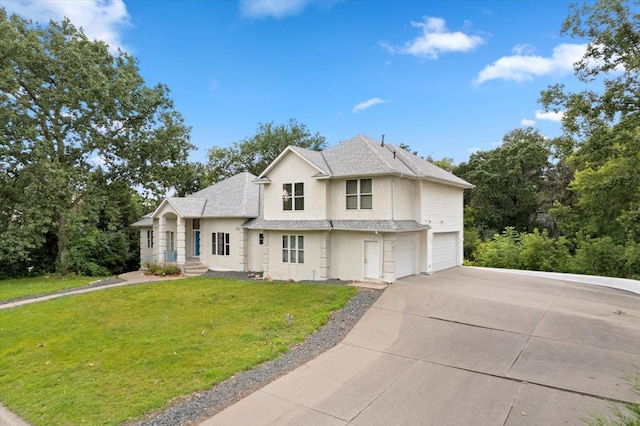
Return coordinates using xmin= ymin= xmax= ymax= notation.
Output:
xmin=420 ymin=180 xmax=465 ymax=273
xmin=420 ymin=181 xmax=464 ymax=232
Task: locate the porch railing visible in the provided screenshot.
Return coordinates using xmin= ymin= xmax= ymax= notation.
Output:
xmin=165 ymin=250 xmax=178 ymax=263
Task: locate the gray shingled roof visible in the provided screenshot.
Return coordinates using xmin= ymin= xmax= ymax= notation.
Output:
xmin=163 ymin=197 xmax=207 ymax=217
xmin=144 ymin=172 xmax=260 ymax=220
xmin=331 ymin=220 xmax=429 ymax=232
xmin=245 ymin=219 xmax=332 ymax=230
xmin=244 ymin=218 xmax=428 ymax=232
xmin=131 ymin=213 xmax=153 ymax=227
xmin=193 ymin=172 xmax=260 ymax=217
xmin=271 ymin=135 xmax=473 ymax=188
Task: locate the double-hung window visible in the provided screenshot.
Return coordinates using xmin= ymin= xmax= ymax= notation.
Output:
xmin=146 ymin=230 xmax=154 ymax=248
xmin=283 ymin=183 xmax=304 ymax=210
xmin=346 ymin=178 xmax=372 ymax=209
xmin=212 ymin=232 xmax=230 ymax=256
xmin=282 ymin=235 xmax=304 ymax=264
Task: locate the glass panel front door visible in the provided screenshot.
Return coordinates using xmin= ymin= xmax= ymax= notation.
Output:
xmin=194 ymin=231 xmax=201 ymax=257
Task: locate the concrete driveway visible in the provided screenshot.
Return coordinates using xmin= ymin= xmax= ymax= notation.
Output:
xmin=202 ymin=267 xmax=640 ymax=426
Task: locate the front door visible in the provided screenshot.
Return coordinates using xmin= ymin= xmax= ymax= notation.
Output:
xmin=364 ymin=240 xmax=380 ymax=279
xmin=194 ymin=230 xmax=201 ymax=257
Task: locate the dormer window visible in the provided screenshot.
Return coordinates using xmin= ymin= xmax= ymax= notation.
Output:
xmin=346 ymin=179 xmax=372 ymax=209
xmin=283 ymin=182 xmax=304 ymax=210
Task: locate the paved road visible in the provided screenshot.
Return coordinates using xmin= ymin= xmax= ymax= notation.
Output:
xmin=203 ymin=267 xmax=640 ymax=426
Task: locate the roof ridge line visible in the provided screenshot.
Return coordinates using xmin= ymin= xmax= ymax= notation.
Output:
xmin=320 ymin=150 xmax=333 ymax=176
xmin=384 ymin=143 xmax=419 ymax=175
xmin=364 ymin=137 xmax=396 ymax=173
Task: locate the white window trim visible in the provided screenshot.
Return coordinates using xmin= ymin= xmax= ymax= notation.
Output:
xmin=346 ymin=178 xmax=373 ymax=210
xmin=283 ymin=182 xmax=304 ymax=211
xmin=212 ymin=232 xmax=230 ymax=256
xmin=282 ymin=235 xmax=304 ymax=264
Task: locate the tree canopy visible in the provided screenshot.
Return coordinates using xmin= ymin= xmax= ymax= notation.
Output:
xmin=540 ymin=0 xmax=640 ymax=244
xmin=205 ymin=119 xmax=326 ymax=183
xmin=465 ymin=0 xmax=640 ymax=279
xmin=457 ymin=128 xmax=550 ymax=236
xmin=0 ymin=8 xmax=194 ymax=275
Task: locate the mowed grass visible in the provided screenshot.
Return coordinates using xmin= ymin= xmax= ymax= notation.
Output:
xmin=0 ymin=275 xmax=106 ymax=302
xmin=0 ymin=277 xmax=357 ymax=425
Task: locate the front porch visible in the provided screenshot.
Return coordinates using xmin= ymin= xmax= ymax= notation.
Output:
xmin=157 ymin=213 xmax=201 ymax=267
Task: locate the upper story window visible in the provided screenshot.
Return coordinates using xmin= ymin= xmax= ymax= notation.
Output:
xmin=283 ymin=182 xmax=304 ymax=211
xmin=346 ymin=179 xmax=372 ymax=209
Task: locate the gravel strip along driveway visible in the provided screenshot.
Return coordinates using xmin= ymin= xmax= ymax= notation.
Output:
xmin=133 ymin=274 xmax=382 ymax=426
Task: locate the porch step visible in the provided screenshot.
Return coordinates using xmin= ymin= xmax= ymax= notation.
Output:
xmin=184 ymin=261 xmax=209 ymax=277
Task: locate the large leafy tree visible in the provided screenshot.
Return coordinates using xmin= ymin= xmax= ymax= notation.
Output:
xmin=0 ymin=9 xmax=194 ymax=274
xmin=457 ymin=128 xmax=550 ymax=235
xmin=205 ymin=119 xmax=326 ymax=183
xmin=540 ymin=0 xmax=640 ymax=243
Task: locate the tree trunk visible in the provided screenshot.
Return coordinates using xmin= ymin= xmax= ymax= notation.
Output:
xmin=56 ymin=212 xmax=69 ymax=273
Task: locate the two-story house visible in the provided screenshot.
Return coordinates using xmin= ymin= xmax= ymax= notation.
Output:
xmin=132 ymin=135 xmax=473 ymax=282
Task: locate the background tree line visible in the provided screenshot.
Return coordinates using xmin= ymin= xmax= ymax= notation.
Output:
xmin=1 ymin=1 xmax=638 ymax=279
xmin=455 ymin=0 xmax=640 ymax=279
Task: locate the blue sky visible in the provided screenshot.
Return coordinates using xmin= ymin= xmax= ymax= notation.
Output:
xmin=2 ymin=0 xmax=589 ymax=164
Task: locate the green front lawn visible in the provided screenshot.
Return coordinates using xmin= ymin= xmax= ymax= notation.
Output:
xmin=0 ymin=275 xmax=107 ymax=302
xmin=0 ymin=277 xmax=357 ymax=425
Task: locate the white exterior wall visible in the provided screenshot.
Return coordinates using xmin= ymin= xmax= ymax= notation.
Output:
xmin=331 ymin=231 xmax=383 ymax=281
xmin=265 ymin=231 xmax=323 ymax=281
xmin=420 ymin=180 xmax=465 ymax=273
xmin=139 ymin=227 xmax=154 ymax=265
xmin=200 ymin=218 xmax=248 ymax=271
xmin=327 ymin=176 xmax=416 ymax=220
xmin=247 ymin=229 xmax=264 ymax=272
xmin=391 ymin=178 xmax=417 ymax=220
xmin=263 ymin=153 xmax=327 ymax=220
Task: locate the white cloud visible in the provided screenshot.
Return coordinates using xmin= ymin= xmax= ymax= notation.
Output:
xmin=535 ymin=109 xmax=564 ymax=122
xmin=382 ymin=16 xmax=484 ymax=59
xmin=240 ymin=0 xmax=309 ymax=19
xmin=474 ymin=43 xmax=586 ymax=85
xmin=521 ymin=118 xmax=536 ymax=126
xmin=512 ymin=44 xmax=535 ymax=55
xmin=352 ymin=98 xmax=387 ymax=113
xmin=2 ymin=0 xmax=130 ymax=52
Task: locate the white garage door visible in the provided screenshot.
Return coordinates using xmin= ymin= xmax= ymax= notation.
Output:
xmin=396 ymin=233 xmax=417 ymax=278
xmin=433 ymin=232 xmax=458 ymax=272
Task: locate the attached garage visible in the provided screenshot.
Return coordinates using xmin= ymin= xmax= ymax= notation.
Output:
xmin=432 ymin=232 xmax=458 ymax=272
xmin=396 ymin=233 xmax=417 ymax=278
